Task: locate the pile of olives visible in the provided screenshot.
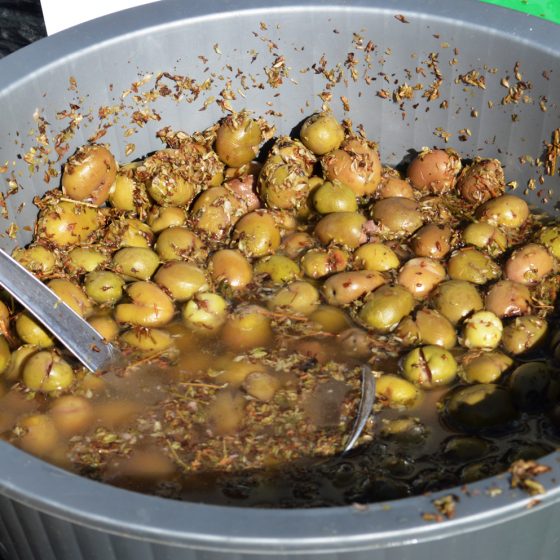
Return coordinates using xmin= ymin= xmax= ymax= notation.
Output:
xmin=3 ymin=108 xmax=560 ymax=495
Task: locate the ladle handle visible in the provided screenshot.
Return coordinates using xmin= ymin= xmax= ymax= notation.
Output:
xmin=0 ymin=248 xmax=118 ymax=372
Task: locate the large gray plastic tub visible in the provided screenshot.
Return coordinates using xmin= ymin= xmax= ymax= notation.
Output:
xmin=0 ymin=1 xmax=559 ymax=558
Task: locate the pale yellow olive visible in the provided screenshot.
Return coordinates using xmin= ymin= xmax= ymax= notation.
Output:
xmin=147 ymin=206 xmax=187 ymax=233
xmin=460 ymin=350 xmax=513 ymax=384
xmin=120 ymin=328 xmax=174 ymax=352
xmin=397 ymin=257 xmax=446 ymax=299
xmin=208 ymin=249 xmax=253 ymax=290
xmin=312 ymin=180 xmax=358 ymax=214
xmin=88 ymin=315 xmax=119 ymax=341
xmin=148 ymin=172 xmax=197 ymax=207
xmin=48 ymin=278 xmax=93 ymax=318
xmin=300 ymin=112 xmax=345 ymax=155
xmin=15 ymin=313 xmax=54 ymax=347
xmin=432 ymin=280 xmax=483 ymax=325
xmin=358 ymin=285 xmax=415 ymax=332
xmin=221 ymin=305 xmax=273 ymax=350
xmin=322 ymin=270 xmax=385 ymax=306
xmin=353 ymin=243 xmax=400 ymax=272
xmin=375 ymin=174 xmax=415 ymax=199
xmin=242 ymin=371 xmax=281 ymax=402
xmin=501 ymin=315 xmax=548 ymax=355
xmin=155 ymin=227 xmax=207 ymax=263
xmin=407 ymin=148 xmax=461 ymax=194
xmin=215 ymin=112 xmax=263 ymax=167
xmin=109 ymin=163 xmax=149 ymax=213
xmin=104 ymin=217 xmax=154 ymax=249
xmin=12 ymin=245 xmax=58 ymax=276
xmin=4 ymin=344 xmax=39 ymax=381
xmin=485 ymin=280 xmax=531 ymax=318
xmin=0 ymin=335 xmax=10 ymax=375
xmin=504 ymin=243 xmax=554 ymax=285
xmin=300 ymin=247 xmax=349 ymax=279
xmin=84 ymin=271 xmax=125 ymax=305
xmin=476 ymin=194 xmax=529 ymax=229
xmin=182 ymin=292 xmax=228 ymax=334
xmin=62 ymin=144 xmax=117 ymax=206
xmin=112 ymin=247 xmax=160 ymax=281
xmin=115 ymin=282 xmax=175 ymax=327
xmin=370 ymin=198 xmax=423 ymax=238
xmin=254 ymin=255 xmax=301 ymax=284
xmin=314 ymin=212 xmax=367 ymax=249
xmin=410 ymin=224 xmax=452 ymax=259
xmin=396 ymin=308 xmax=457 ymax=349
xmin=17 ymin=414 xmax=60 ymax=457
xmin=49 ymin=395 xmax=95 ymax=437
xmin=280 ymin=231 xmax=316 ymax=259
xmin=65 ymin=246 xmax=109 ymax=274
xmin=309 ymin=305 xmax=352 ymax=334
xmin=154 ymin=262 xmax=209 ymax=301
xmin=462 ymin=311 xmax=503 ymax=350
xmin=376 ymin=374 xmax=420 ymax=408
xmin=461 ymin=222 xmax=508 ymax=256
xmin=402 ymin=345 xmax=457 ymax=388
xmin=539 ymin=226 xmax=560 ymax=259
xmin=23 ymin=351 xmax=75 ymax=393
xmin=447 ymin=248 xmax=501 ymax=285
xmin=232 ymin=211 xmax=281 ymax=257
xmin=268 ymin=281 xmax=320 ymax=316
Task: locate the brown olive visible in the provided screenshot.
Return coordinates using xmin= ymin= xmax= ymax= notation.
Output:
xmin=147 ymin=206 xmax=187 ymax=233
xmin=376 ymin=374 xmax=420 ymax=408
xmin=254 ymin=255 xmax=301 ymax=284
xmin=154 ymin=261 xmax=209 ymax=301
xmin=112 ymin=247 xmax=160 ymax=281
xmin=155 ymin=226 xmax=207 ymax=263
xmin=501 ymin=315 xmax=548 ymax=355
xmin=456 ymin=158 xmax=505 ymax=205
xmin=462 ymin=311 xmax=503 ymax=350
xmin=84 ymin=271 xmax=125 ymax=305
xmin=232 ymin=211 xmax=281 ymax=257
xmin=12 ymin=245 xmax=58 ymax=276
xmin=268 ymin=281 xmax=320 ymax=316
xmin=375 ymin=170 xmax=415 ymax=199
xmin=49 ymin=395 xmax=95 ymax=437
xmin=396 ymin=308 xmax=457 ymax=349
xmin=208 ymin=249 xmax=253 ymax=290
xmin=402 ymin=345 xmax=457 ymax=388
xmin=309 ymin=305 xmax=352 ymax=334
xmin=16 ymin=414 xmax=60 ymax=457
xmin=322 ymin=270 xmax=385 ymax=306
xmin=312 ymin=180 xmax=358 ymax=214
xmin=215 ymin=111 xmax=263 ymax=167
xmin=300 ymin=112 xmax=345 ymax=155
xmin=407 ymin=148 xmax=461 ymax=194
xmin=280 ymin=231 xmax=316 ymax=259
xmin=509 ymin=362 xmax=554 ymax=411
xmin=358 ymin=285 xmax=415 ymax=332
xmin=15 ymin=313 xmax=54 ymax=347
xmin=48 ymin=278 xmax=93 ymax=318
xmin=221 ymin=305 xmax=273 ymax=350
xmin=62 ymin=144 xmax=117 ymax=206
xmin=337 ymin=328 xmax=373 ymax=359
xmin=397 ymin=257 xmax=446 ymax=299
xmin=410 ymin=224 xmax=452 ymax=259
xmin=485 ymin=280 xmax=531 ymax=318
xmin=504 ymin=243 xmax=554 ymax=285
xmin=23 ymin=351 xmax=75 ymax=393
xmin=182 ymin=292 xmax=228 ymax=334
xmin=115 ymin=282 xmax=175 ymax=327
xmin=300 ymin=247 xmax=349 ymax=279
xmin=447 ymin=248 xmax=501 ymax=285
xmin=207 ymin=390 xmax=245 ymax=435
xmin=322 ymin=137 xmax=382 ymax=197
xmin=432 ymin=280 xmax=483 ymax=325
xmin=461 ymin=222 xmax=508 ymax=256
xmin=314 ymin=212 xmax=367 ymax=249
xmin=223 ymin=173 xmax=261 ymax=212
xmin=460 ymin=350 xmax=513 ymax=384
xmin=370 ymin=198 xmax=423 ymax=239
xmin=476 ymin=194 xmax=529 ymax=229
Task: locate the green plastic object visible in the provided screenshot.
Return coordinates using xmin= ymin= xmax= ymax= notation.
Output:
xmin=481 ymin=0 xmax=560 ymax=24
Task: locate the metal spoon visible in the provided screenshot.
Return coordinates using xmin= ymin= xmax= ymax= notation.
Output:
xmin=342 ymin=364 xmax=376 ymax=454
xmin=0 ymin=248 xmax=121 ymax=372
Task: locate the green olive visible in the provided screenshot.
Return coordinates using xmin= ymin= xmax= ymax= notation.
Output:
xmin=300 ymin=112 xmax=344 ymax=155
xmin=15 ymin=313 xmax=54 ymax=347
xmin=242 ymin=371 xmax=281 ymax=402
xmin=4 ymin=344 xmax=39 ymax=381
xmin=376 ymin=374 xmax=420 ymax=408
xmin=539 ymin=225 xmax=560 ymax=259
xmin=462 ymin=311 xmax=503 ymax=350
xmin=456 ymin=158 xmax=505 ymax=205
xmin=88 ymin=315 xmax=119 ymax=341
xmin=182 ymin=292 xmax=228 ymax=334
xmin=254 ymin=255 xmax=301 ymax=284
xmin=380 ymin=416 xmax=427 ymax=445
xmin=120 ymin=328 xmax=174 ymax=352
xmin=148 ymin=169 xmax=197 ymax=207
xmin=154 ymin=261 xmax=209 ymax=301
xmin=84 ymin=271 xmax=125 ymax=305
xmin=300 ymin=247 xmax=349 ymax=278
xmin=309 ymin=305 xmax=352 ymax=334
xmin=215 ymin=111 xmax=263 ymax=167
xmin=48 ymin=278 xmax=93 ymax=318
xmin=397 ymin=257 xmax=446 ymax=299
xmin=358 ymin=285 xmax=415 ymax=332
xmin=476 ymin=194 xmax=529 ymax=229
xmin=62 ymin=144 xmax=117 ymax=206
xmin=109 ymin=163 xmax=149 ymax=213
xmin=407 ymin=148 xmax=461 ymax=194
xmin=501 ymin=315 xmax=548 ymax=355
xmin=509 ymin=362 xmax=553 ymax=411
xmin=312 ymin=180 xmax=358 ymax=214
xmin=402 ymin=345 xmax=457 ymax=388
xmin=314 ymin=212 xmax=367 ymax=249
xmin=461 ymin=222 xmax=508 ymax=256
xmin=354 ymin=242 xmax=400 ymax=272
xmin=208 ymin=249 xmax=253 ymax=290
xmin=410 ymin=224 xmax=452 ymax=259
xmin=23 ymin=351 xmax=74 ymax=393
xmin=221 ymin=305 xmax=273 ymax=350
xmin=65 ymin=246 xmax=109 ymax=275
xmin=13 ymin=245 xmax=58 ymax=276
xmin=232 ymin=211 xmax=281 ymax=257
xmin=269 ymin=136 xmax=317 ymax=176
xmin=396 ymin=308 xmax=457 ymax=349
xmin=115 ymin=282 xmax=175 ymax=327
xmin=504 ymin=243 xmax=554 ymax=285
xmin=485 ymin=280 xmax=531 ymax=318
xmin=0 ymin=335 xmax=10 ymax=375
xmin=432 ymin=280 xmax=483 ymax=325
xmin=147 ymin=206 xmax=187 ymax=233
xmin=445 ymin=384 xmax=517 ymax=431
xmin=370 ymin=197 xmax=423 ymax=239
xmin=447 ymin=248 xmax=501 ymax=285
xmin=155 ymin=226 xmax=207 ymax=263
xmin=112 ymin=247 xmax=160 ymax=281
xmin=280 ymin=232 xmax=316 ymax=259
xmin=104 ymin=217 xmax=154 ymax=249
xmin=460 ymin=350 xmax=513 ymax=384
xmin=268 ymin=281 xmax=320 ymax=316
xmin=36 ymin=200 xmax=102 ymax=248
xmin=322 ymin=270 xmax=385 ymax=306
xmin=322 ymin=137 xmax=382 ymax=197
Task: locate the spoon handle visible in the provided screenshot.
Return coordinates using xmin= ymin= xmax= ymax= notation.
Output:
xmin=0 ymin=248 xmax=118 ymax=372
